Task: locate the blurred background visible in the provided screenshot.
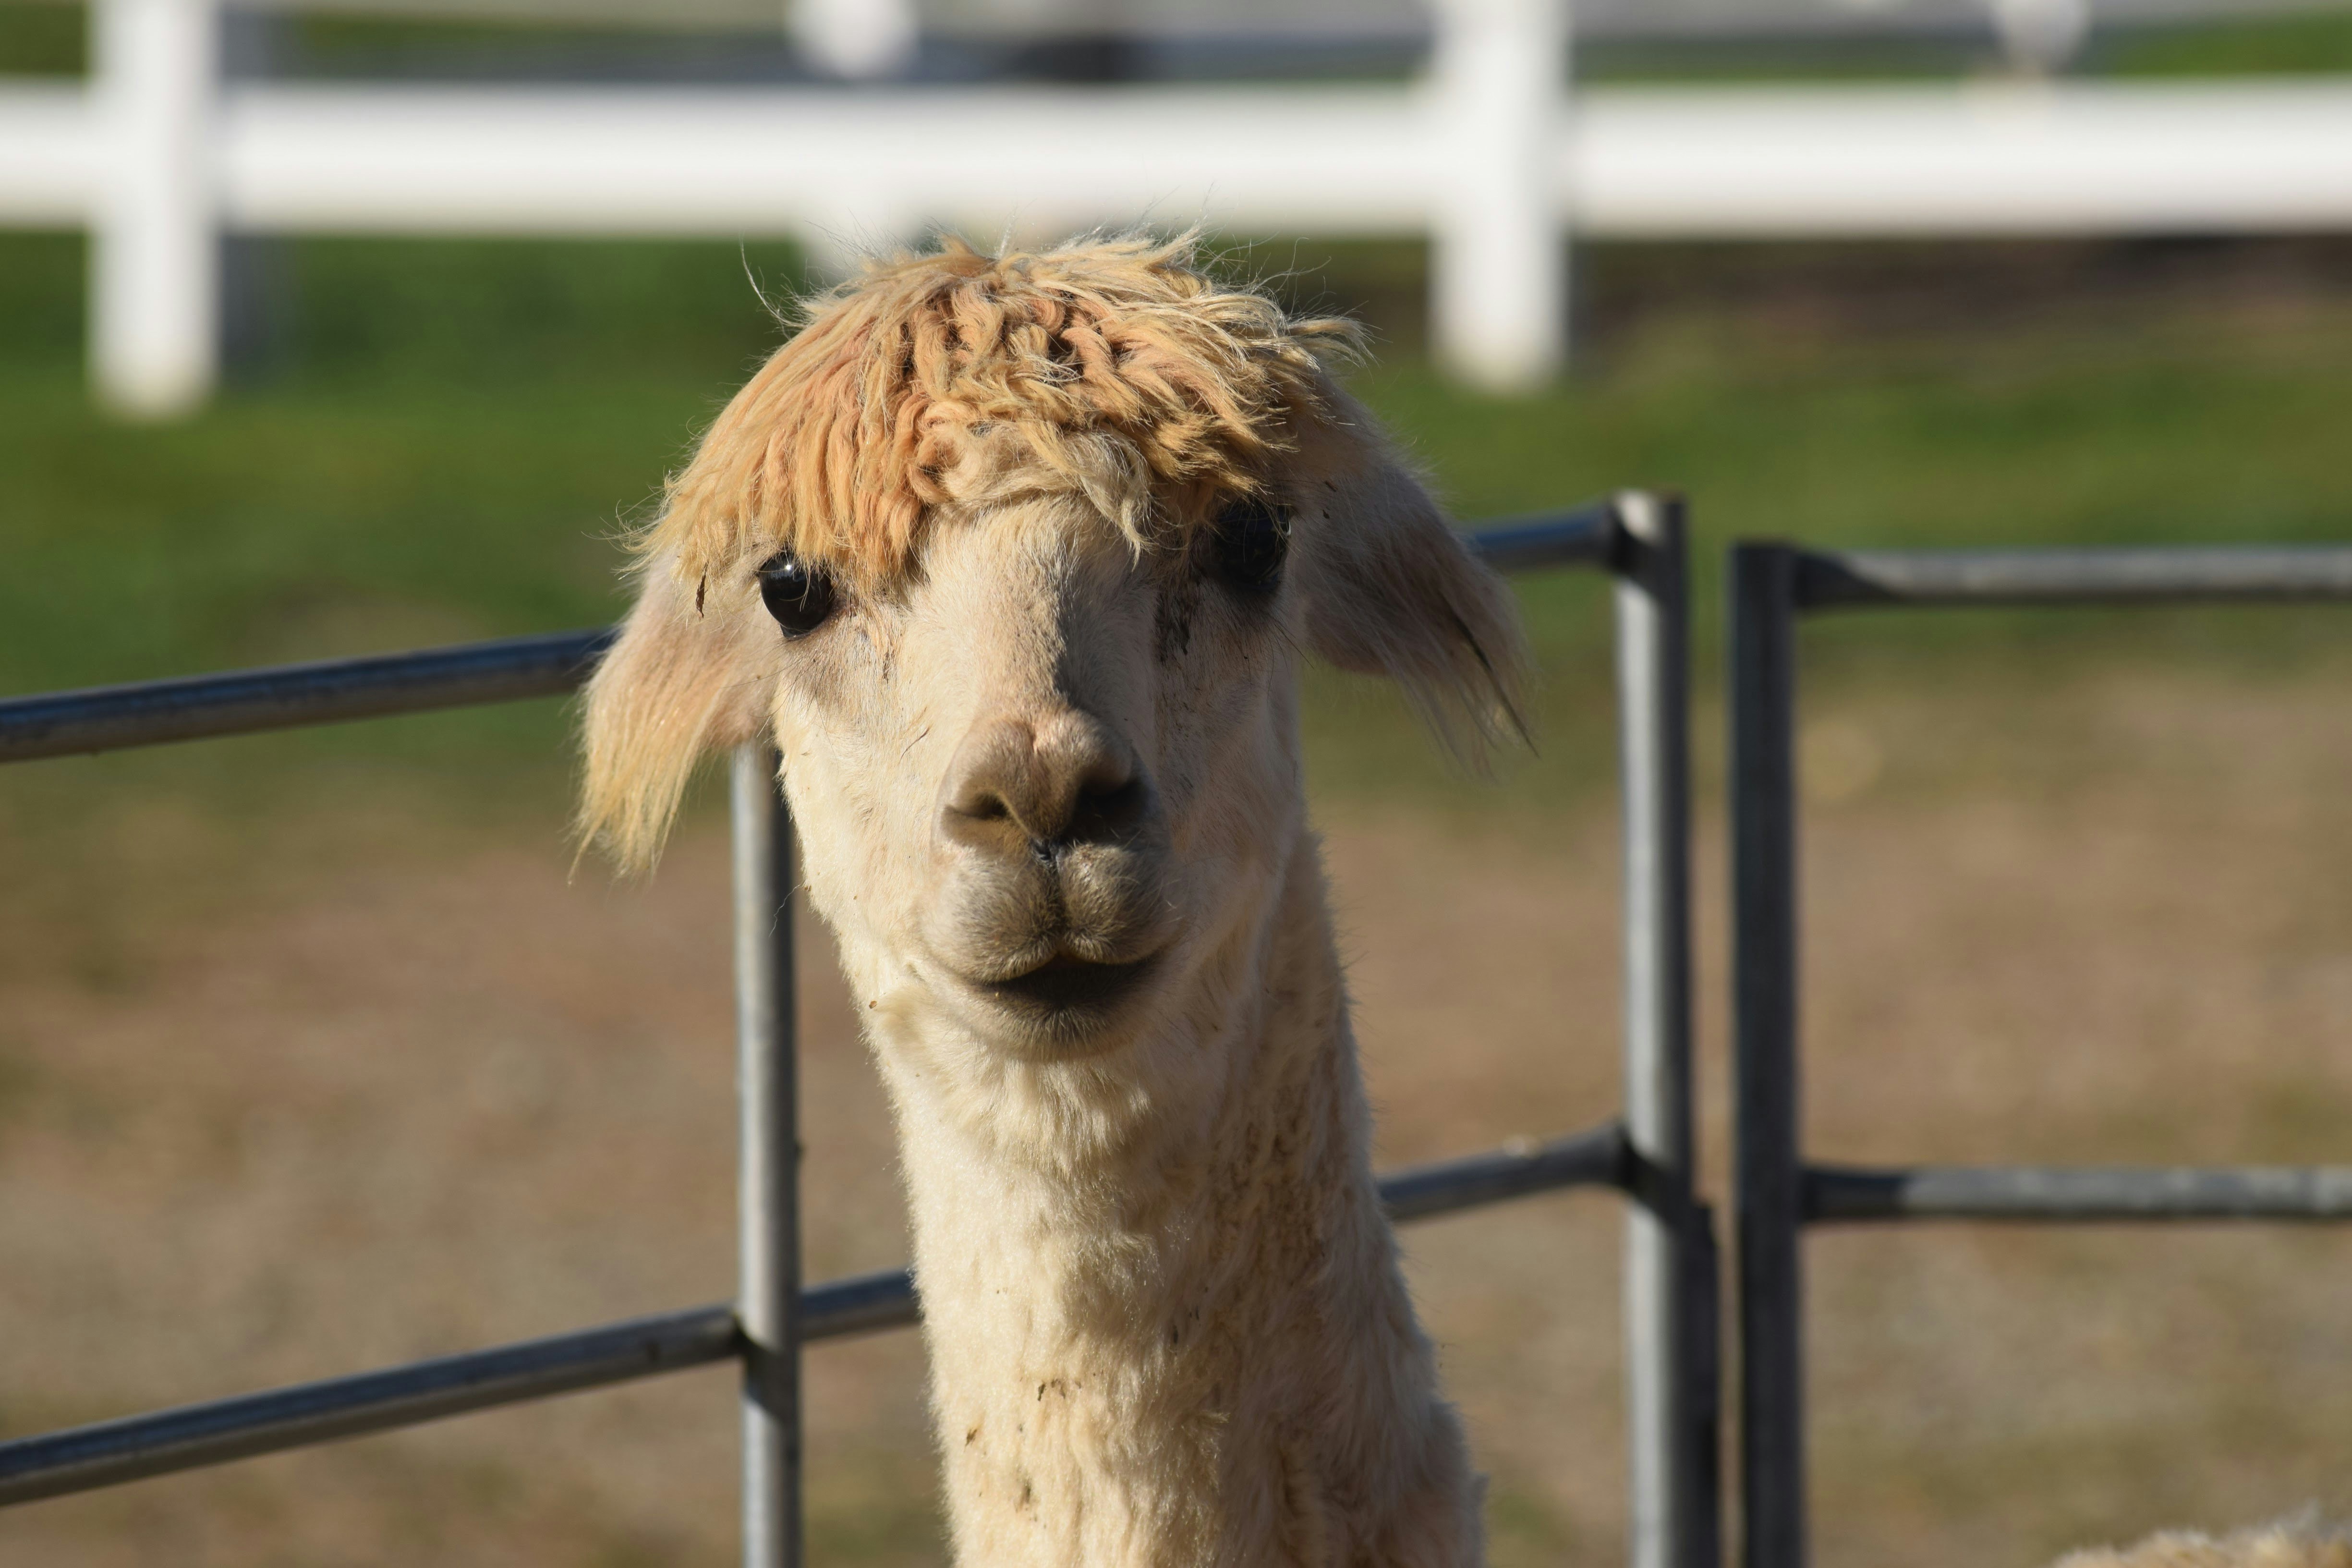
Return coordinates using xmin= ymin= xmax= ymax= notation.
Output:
xmin=2 ymin=0 xmax=2351 ymax=1563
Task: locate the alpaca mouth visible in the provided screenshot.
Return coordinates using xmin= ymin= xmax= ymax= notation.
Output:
xmin=976 ymin=951 xmax=1160 ymax=1013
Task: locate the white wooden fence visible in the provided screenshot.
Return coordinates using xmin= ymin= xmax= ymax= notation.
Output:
xmin=3 ymin=0 xmax=2352 ymax=415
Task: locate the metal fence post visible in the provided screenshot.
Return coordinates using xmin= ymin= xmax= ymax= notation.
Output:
xmin=1730 ymin=545 xmax=1805 ymax=1568
xmin=1614 ymin=493 xmax=1718 ymax=1568
xmin=733 ymin=745 xmax=802 ymax=1568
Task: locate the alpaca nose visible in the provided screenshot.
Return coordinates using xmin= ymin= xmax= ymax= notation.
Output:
xmin=939 ymin=712 xmax=1149 ymax=853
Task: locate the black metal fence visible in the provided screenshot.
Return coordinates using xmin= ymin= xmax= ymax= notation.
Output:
xmin=0 ymin=494 xmax=1717 ymax=1568
xmin=1727 ymin=540 xmax=2352 ymax=1568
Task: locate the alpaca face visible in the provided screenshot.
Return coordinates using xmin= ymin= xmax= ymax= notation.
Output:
xmin=582 ymin=396 xmax=1524 ymax=1068
xmin=754 ymin=480 xmax=1302 ymax=1059
xmin=578 ymin=238 xmax=1529 ymax=1063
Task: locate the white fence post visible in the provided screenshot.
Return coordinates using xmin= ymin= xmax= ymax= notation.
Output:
xmin=1428 ymin=0 xmax=1567 ymax=392
xmin=92 ymin=0 xmax=218 ymax=418
xmin=790 ymin=0 xmax=918 ymax=80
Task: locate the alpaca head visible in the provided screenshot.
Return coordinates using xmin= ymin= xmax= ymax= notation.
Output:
xmin=580 ymin=234 xmax=1526 ymax=1064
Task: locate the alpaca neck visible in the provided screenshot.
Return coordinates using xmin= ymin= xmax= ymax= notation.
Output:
xmin=870 ymin=833 xmax=1476 ymax=1568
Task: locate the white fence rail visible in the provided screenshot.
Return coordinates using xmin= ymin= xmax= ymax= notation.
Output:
xmin=4 ymin=0 xmax=2352 ymax=414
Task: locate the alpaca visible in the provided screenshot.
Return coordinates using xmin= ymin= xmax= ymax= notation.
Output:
xmin=578 ymin=233 xmax=1526 ymax=1565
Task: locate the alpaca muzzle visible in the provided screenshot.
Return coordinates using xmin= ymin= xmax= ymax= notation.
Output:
xmin=934 ymin=839 xmax=1173 ymax=984
xmin=925 ymin=703 xmax=1175 ymax=1031
xmin=926 ymin=814 xmax=1175 ymax=1048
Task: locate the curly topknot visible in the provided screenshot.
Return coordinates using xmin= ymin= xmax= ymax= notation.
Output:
xmin=645 ymin=231 xmax=1364 ymax=595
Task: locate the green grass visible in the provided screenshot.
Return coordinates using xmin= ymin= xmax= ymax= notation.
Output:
xmin=2100 ymin=9 xmax=2352 ymax=77
xmin=2 ymin=230 xmax=2350 ymax=832
xmin=1586 ymin=9 xmax=2352 ymax=82
xmin=0 ymin=231 xmax=821 ymax=845
xmin=2 ymin=233 xmax=811 ymax=692
xmin=0 ymin=2 xmax=81 ymax=77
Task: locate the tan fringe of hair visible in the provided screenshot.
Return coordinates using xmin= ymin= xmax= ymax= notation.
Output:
xmin=640 ymin=231 xmax=1364 ymax=593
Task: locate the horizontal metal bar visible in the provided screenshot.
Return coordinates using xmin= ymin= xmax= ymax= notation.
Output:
xmin=0 ymin=1301 xmax=739 ymax=1508
xmin=1462 ymin=504 xmax=1624 ymax=576
xmin=800 ymin=1265 xmax=920 ymax=1341
xmin=0 ymin=628 xmax=614 ymax=765
xmin=1805 ymin=1162 xmax=2352 ymax=1224
xmin=0 ymin=1128 xmax=1628 ymax=1508
xmin=1380 ymin=1121 xmax=1631 ymax=1222
xmin=1795 ymin=546 xmax=2352 ymax=612
xmin=0 ymin=508 xmax=1613 ymax=768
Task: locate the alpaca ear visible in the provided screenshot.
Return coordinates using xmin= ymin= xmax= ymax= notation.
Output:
xmin=1284 ymin=380 xmax=1531 ymax=762
xmin=577 ymin=554 xmax=774 ymax=871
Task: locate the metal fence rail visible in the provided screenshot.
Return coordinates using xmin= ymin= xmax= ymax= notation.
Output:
xmin=1728 ymin=539 xmax=2352 ymax=1568
xmin=1805 ymin=1162 xmax=2352 ymax=1224
xmin=0 ymin=628 xmax=614 ymax=763
xmin=0 ymin=512 xmax=1624 ymax=765
xmin=0 ymin=495 xmax=1715 ymax=1568
xmin=0 ymin=1125 xmax=1627 ymax=1509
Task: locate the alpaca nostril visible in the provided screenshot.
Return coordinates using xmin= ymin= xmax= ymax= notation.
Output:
xmin=954 ymin=790 xmax=1012 ymax=823
xmin=1067 ymin=774 xmax=1148 ymax=843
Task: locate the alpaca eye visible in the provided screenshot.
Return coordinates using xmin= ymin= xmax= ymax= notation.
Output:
xmin=756 ymin=550 xmax=837 ymax=637
xmin=1208 ymin=494 xmax=1289 ymax=595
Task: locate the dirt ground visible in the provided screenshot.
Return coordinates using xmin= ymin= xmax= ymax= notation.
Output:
xmin=0 ymin=663 xmax=2347 ymax=1568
